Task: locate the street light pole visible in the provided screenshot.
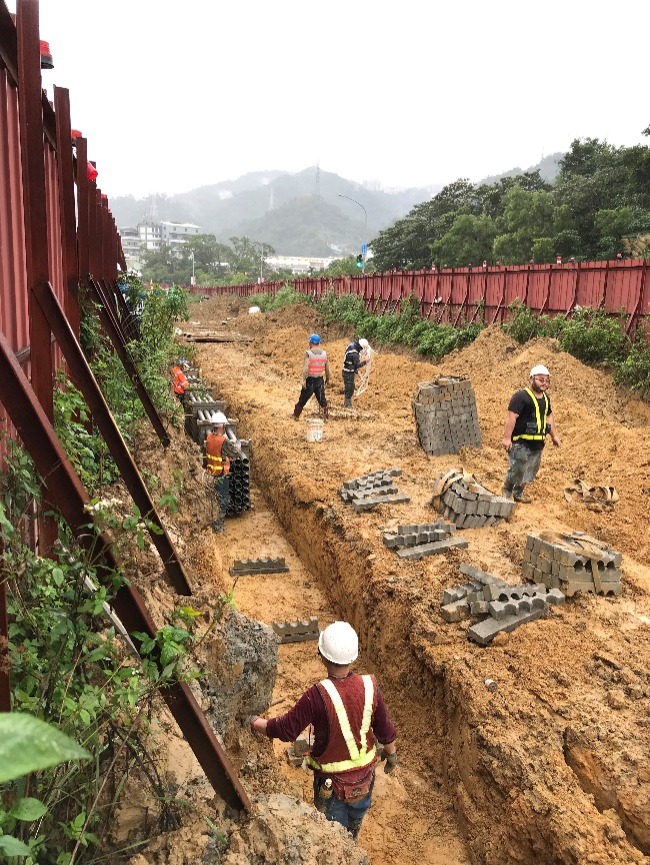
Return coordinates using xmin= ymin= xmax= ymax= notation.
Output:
xmin=259 ymin=243 xmax=264 ymax=283
xmin=190 ymin=250 xmax=195 ymax=286
xmin=338 ymin=194 xmax=367 ymax=274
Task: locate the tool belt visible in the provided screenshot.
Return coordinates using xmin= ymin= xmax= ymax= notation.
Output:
xmin=330 ymin=765 xmax=374 ymax=803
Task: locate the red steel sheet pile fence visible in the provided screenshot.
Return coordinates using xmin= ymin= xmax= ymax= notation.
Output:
xmin=0 ymin=0 xmax=124 ymax=441
xmin=0 ymin=0 xmax=250 ymax=810
xmin=191 ymin=260 xmax=650 ymax=334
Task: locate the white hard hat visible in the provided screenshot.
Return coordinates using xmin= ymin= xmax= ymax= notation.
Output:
xmin=318 ymin=621 xmax=358 ymax=665
xmin=358 ymin=338 xmax=369 ymax=349
xmin=211 ymin=411 xmax=228 ymax=425
xmin=530 ymin=365 xmax=550 ymax=377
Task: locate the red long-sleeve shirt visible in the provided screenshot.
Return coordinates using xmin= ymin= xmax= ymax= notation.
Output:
xmin=265 ymin=673 xmax=396 ymax=761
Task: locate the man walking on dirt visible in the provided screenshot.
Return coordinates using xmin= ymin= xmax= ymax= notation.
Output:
xmin=342 ymin=338 xmax=369 ymax=408
xmin=502 ymin=364 xmax=561 ymax=503
xmin=293 ymin=333 xmax=331 ymax=420
xmin=249 ymin=621 xmax=397 ymax=839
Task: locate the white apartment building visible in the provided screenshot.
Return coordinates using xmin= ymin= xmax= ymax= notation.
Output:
xmin=266 ymin=255 xmax=336 ymax=274
xmin=119 ymin=219 xmax=201 ymax=269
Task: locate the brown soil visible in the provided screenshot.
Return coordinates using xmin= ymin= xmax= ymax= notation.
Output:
xmin=125 ymin=297 xmax=650 ymax=865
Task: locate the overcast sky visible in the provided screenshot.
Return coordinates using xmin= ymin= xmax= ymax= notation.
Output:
xmin=22 ymin=0 xmax=650 ymax=200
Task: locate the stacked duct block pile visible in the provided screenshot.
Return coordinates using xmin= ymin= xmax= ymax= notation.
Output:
xmin=522 ymin=531 xmax=623 ymax=597
xmin=440 ymin=563 xmax=565 ymax=645
xmin=339 ymin=468 xmax=409 ymax=512
xmin=184 ymin=378 xmax=251 ymax=517
xmin=185 ymin=386 xmax=226 ymax=444
xmin=431 ymin=469 xmax=515 ymax=527
xmin=227 ymin=442 xmax=251 ymax=516
xmin=413 ymin=376 xmax=481 ymax=455
xmin=383 ymin=520 xmax=468 ymax=560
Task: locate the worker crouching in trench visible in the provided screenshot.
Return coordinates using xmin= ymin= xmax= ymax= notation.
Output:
xmin=204 ymin=413 xmax=245 ymax=532
xmin=250 ymin=622 xmax=397 ymax=839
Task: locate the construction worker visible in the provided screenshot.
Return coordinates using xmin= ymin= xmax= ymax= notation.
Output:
xmin=342 ymin=338 xmax=369 ymax=408
xmin=250 ymin=621 xmax=397 ymax=839
xmin=205 ymin=412 xmax=245 ymax=532
xmin=502 ymin=364 xmax=561 ymax=503
xmin=171 ymin=362 xmax=189 ymax=405
xmin=293 ymin=333 xmax=330 ymax=420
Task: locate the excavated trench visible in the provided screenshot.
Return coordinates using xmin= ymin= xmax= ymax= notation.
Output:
xmin=184 ymin=298 xmax=650 ymax=865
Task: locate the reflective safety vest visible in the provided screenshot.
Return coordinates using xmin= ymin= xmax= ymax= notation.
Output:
xmin=512 ymin=388 xmax=549 ymax=442
xmin=307 ymin=350 xmax=327 ymax=378
xmin=306 ymin=674 xmax=377 ymax=774
xmin=205 ymin=433 xmax=230 ymax=477
xmin=172 ymin=366 xmax=188 ymax=395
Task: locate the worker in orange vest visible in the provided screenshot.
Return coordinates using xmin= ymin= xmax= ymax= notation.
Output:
xmin=293 ymin=333 xmax=330 ymax=420
xmin=171 ymin=363 xmax=189 ymax=405
xmin=205 ymin=412 xmax=245 ymax=532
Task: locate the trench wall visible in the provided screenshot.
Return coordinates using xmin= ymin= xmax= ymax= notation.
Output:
xmin=224 ymin=389 xmax=642 ymax=865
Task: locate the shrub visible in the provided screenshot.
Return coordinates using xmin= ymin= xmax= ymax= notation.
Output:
xmin=318 ymin=291 xmax=366 ymax=327
xmin=503 ymin=301 xmax=544 ymax=343
xmin=269 ymin=283 xmax=309 ymax=310
xmin=559 ymin=308 xmax=630 ymax=366
xmin=613 ymin=327 xmax=650 ymax=398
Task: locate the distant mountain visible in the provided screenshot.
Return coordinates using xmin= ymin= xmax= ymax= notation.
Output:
xmin=111 ymin=156 xmax=568 ymax=257
xmin=110 ymin=167 xmax=442 ymax=257
xmin=478 ymin=153 xmax=564 ymax=186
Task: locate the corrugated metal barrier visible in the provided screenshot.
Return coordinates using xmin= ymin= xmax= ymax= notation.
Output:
xmin=193 ymin=260 xmax=650 ymax=334
xmin=0 ymin=0 xmax=250 ymax=812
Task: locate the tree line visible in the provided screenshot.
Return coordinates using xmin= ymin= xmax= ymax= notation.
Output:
xmin=140 ymin=133 xmax=650 ymax=284
xmin=369 ymin=135 xmax=650 ymax=271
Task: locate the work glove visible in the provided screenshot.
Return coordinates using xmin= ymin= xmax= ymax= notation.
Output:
xmin=383 ymin=752 xmax=397 ymax=774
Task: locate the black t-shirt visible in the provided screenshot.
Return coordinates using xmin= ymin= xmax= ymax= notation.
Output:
xmin=508 ymin=388 xmax=552 ymax=451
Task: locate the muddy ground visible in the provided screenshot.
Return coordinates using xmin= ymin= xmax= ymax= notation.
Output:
xmin=123 ymin=296 xmax=650 ymax=865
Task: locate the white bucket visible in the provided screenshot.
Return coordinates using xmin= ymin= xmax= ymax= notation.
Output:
xmin=306 ymin=418 xmax=324 ymax=443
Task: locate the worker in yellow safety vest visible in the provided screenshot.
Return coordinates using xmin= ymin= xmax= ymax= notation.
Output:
xmin=250 ymin=622 xmax=397 ymax=839
xmin=502 ymin=364 xmax=561 ymax=503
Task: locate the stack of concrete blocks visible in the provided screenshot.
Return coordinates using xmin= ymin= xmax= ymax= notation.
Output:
xmin=272 ymin=617 xmax=320 ymax=644
xmin=440 ymin=564 xmax=565 ymax=645
xmin=229 ymin=557 xmax=290 ymax=576
xmin=413 ymin=376 xmax=482 ymax=455
xmin=383 ymin=520 xmax=468 ymax=560
xmin=432 ymin=470 xmax=515 ymax=527
xmin=522 ymin=531 xmax=623 ymax=597
xmin=339 ymin=467 xmax=409 ymax=512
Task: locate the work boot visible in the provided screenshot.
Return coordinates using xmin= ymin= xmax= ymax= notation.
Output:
xmin=322 ymin=405 xmax=329 ymax=420
xmin=502 ymin=485 xmax=514 ymax=501
xmin=514 ymin=491 xmax=532 ymax=504
xmin=344 ymin=397 xmax=352 ymax=408
xmin=293 ymin=404 xmax=303 ymax=421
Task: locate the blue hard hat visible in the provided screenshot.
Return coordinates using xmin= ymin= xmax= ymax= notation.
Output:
xmin=309 ymin=333 xmax=321 ymax=344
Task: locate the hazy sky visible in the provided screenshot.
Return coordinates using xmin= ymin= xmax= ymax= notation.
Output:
xmin=23 ymin=0 xmax=650 ymax=200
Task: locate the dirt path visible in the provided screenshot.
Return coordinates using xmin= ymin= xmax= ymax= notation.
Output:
xmin=161 ymin=296 xmax=650 ymax=865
